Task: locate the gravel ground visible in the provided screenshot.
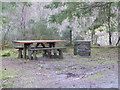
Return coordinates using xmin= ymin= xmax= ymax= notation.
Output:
xmin=1 ymin=48 xmax=119 ymax=88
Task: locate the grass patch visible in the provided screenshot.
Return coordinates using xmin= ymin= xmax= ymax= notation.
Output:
xmin=0 ymin=49 xmax=17 ymax=58
xmin=1 ymin=83 xmax=13 ymax=88
xmin=82 ymin=74 xmax=104 ymax=81
xmin=0 ymin=69 xmax=18 ymax=88
xmin=91 ymin=47 xmax=118 ymax=56
xmin=0 ymin=69 xmax=18 ymax=79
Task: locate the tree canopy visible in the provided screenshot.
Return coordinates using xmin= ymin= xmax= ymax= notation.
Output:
xmin=44 ymin=2 xmax=119 ymax=45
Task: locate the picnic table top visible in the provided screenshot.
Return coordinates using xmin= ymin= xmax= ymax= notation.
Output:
xmin=13 ymin=40 xmax=67 ymax=44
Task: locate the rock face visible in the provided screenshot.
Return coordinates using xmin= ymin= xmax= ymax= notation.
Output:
xmin=74 ymin=40 xmax=91 ymax=56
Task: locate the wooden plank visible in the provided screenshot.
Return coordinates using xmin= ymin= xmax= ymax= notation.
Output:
xmin=13 ymin=40 xmax=67 ymax=44
xmin=14 ymin=46 xmax=23 ymax=49
xmin=29 ymin=47 xmax=66 ymax=51
xmin=14 ymin=46 xmax=45 ymax=49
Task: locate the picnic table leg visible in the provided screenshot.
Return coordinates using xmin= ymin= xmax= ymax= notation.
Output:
xmin=49 ymin=42 xmax=56 ymax=58
xmin=23 ymin=43 xmax=31 ymax=59
xmin=23 ymin=44 xmax=27 ymax=59
xmin=35 ymin=43 xmax=40 ymax=48
xmin=40 ymin=43 xmax=48 ymax=57
xmin=49 ymin=42 xmax=55 ymax=47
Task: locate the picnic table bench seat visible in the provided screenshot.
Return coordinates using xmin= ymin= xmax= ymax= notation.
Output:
xmin=28 ymin=47 xmax=66 ymax=60
xmin=14 ymin=46 xmax=49 ymax=58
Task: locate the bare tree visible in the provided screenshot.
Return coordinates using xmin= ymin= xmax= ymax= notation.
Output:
xmin=2 ymin=24 xmax=10 ymax=50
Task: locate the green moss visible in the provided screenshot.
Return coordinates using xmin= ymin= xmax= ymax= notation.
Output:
xmin=83 ymin=74 xmax=104 ymax=81
xmin=1 ymin=83 xmax=13 ymax=88
xmin=0 ymin=69 xmax=18 ymax=88
xmin=0 ymin=49 xmax=17 ymax=58
xmin=0 ymin=69 xmax=18 ymax=80
xmin=104 ymin=59 xmax=117 ymax=63
xmin=91 ymin=47 xmax=118 ymax=57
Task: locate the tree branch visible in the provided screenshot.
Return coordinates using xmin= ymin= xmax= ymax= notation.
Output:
xmin=77 ymin=2 xmax=113 ymax=10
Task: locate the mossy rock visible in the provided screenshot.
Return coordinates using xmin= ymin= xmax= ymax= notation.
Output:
xmin=1 ymin=52 xmax=11 ymax=57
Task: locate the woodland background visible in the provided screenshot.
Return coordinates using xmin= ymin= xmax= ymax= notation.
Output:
xmin=1 ymin=2 xmax=120 ymax=49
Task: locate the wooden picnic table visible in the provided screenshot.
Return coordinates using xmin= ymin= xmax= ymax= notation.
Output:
xmin=13 ymin=40 xmax=66 ymax=59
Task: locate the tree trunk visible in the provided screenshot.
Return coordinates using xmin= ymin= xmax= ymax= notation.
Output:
xmin=94 ymin=35 xmax=98 ymax=45
xmin=91 ymin=33 xmax=94 ymax=45
xmin=116 ymin=2 xmax=120 ymax=46
xmin=20 ymin=4 xmax=25 ymax=30
xmin=108 ymin=31 xmax=112 ymax=45
xmin=70 ymin=29 xmax=72 ymax=45
xmin=20 ymin=3 xmax=26 ymax=39
xmin=116 ymin=37 xmax=120 ymax=46
xmin=2 ymin=25 xmax=10 ymax=50
xmin=107 ymin=3 xmax=112 ymax=45
xmin=91 ymin=30 xmax=95 ymax=45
